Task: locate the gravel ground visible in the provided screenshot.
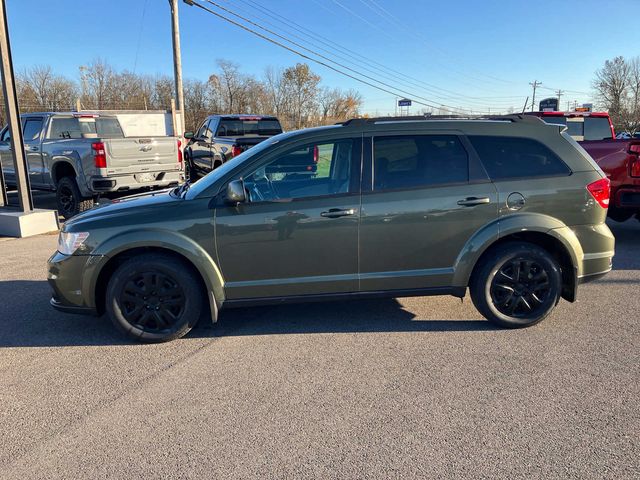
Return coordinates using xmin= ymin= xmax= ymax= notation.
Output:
xmin=0 ymin=219 xmax=638 ymax=479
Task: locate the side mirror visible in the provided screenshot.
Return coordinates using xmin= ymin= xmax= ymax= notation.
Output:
xmin=226 ymin=179 xmax=246 ymax=204
xmin=184 ymin=131 xmax=194 ymax=139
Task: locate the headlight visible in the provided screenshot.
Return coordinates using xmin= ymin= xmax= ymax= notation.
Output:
xmin=57 ymin=231 xmax=90 ymax=255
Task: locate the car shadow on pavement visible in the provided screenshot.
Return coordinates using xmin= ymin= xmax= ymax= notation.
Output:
xmin=608 ymin=219 xmax=640 ymax=270
xmin=0 ymin=280 xmax=494 ymax=348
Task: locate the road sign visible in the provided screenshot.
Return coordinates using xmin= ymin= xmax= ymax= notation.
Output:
xmin=539 ymin=97 xmax=559 ymax=112
xmin=398 ymin=99 xmax=412 ymax=107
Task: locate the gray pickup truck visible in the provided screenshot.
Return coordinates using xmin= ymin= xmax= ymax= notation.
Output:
xmin=0 ymin=112 xmax=184 ymax=218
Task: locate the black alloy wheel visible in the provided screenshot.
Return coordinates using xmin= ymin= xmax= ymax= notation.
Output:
xmin=106 ymin=253 xmax=204 ymax=342
xmin=489 ymin=258 xmax=551 ymax=318
xmin=470 ymin=242 xmax=562 ymax=328
xmin=118 ymin=271 xmax=186 ymax=333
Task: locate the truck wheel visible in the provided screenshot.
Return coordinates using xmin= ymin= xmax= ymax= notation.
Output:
xmin=56 ymin=177 xmax=94 ymax=219
xmin=470 ymin=242 xmax=562 ymax=328
xmin=105 ymin=253 xmax=203 ymax=343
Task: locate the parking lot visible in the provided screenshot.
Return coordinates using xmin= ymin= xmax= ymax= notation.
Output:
xmin=0 ymin=214 xmax=637 ymax=478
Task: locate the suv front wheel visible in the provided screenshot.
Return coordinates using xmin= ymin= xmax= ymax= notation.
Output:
xmin=105 ymin=253 xmax=204 ymax=342
xmin=470 ymin=242 xmax=562 ymax=328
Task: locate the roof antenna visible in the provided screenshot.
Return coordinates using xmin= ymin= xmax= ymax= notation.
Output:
xmin=521 ymin=96 xmax=529 ymax=114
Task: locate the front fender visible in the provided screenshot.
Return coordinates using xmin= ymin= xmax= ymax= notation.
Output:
xmin=451 ymin=212 xmax=583 ymax=287
xmin=85 ymin=228 xmax=225 ymax=319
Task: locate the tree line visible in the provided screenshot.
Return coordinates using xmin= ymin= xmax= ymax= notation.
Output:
xmin=0 ymin=58 xmax=363 ymax=132
xmin=593 ymin=55 xmax=640 ymax=134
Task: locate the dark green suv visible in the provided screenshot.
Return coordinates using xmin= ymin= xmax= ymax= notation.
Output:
xmin=48 ymin=115 xmax=615 ymax=342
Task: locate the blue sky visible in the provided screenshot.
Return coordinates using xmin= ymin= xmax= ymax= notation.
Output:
xmin=6 ymin=0 xmax=639 ymax=115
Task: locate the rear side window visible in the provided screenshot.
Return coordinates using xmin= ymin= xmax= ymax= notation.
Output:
xmin=373 ymin=135 xmax=468 ymax=190
xmin=468 ymin=136 xmax=570 ymax=180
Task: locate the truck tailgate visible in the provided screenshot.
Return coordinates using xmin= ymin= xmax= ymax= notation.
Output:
xmin=104 ymin=137 xmax=179 ymax=174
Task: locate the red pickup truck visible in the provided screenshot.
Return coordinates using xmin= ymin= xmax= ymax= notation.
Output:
xmin=530 ymin=111 xmax=640 ymax=222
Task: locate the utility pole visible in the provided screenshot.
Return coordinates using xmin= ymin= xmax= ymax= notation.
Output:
xmin=169 ymin=0 xmax=185 ymax=136
xmin=556 ymin=89 xmax=563 ymax=109
xmin=529 ymin=80 xmax=542 ymax=112
xmin=0 ymin=0 xmax=32 ymax=211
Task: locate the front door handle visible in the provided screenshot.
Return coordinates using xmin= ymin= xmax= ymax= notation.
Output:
xmin=321 ymin=208 xmax=356 ymax=218
xmin=457 ymin=196 xmax=491 ymax=206
xmin=26 ymin=145 xmax=39 ymax=152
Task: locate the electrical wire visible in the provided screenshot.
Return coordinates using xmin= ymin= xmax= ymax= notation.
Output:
xmin=197 ymin=0 xmax=481 ymax=114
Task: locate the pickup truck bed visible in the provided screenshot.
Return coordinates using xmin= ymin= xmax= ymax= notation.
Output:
xmin=0 ymin=112 xmax=184 ymax=218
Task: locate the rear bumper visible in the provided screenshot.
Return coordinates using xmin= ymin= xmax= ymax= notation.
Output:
xmin=89 ymin=171 xmax=184 ymax=194
xmin=615 ymin=187 xmax=640 ymax=209
xmin=571 ymin=223 xmax=615 ymax=278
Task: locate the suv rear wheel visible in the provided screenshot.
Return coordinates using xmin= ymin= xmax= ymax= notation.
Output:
xmin=470 ymin=242 xmax=562 ymax=328
xmin=105 ymin=254 xmax=204 ymax=342
xmin=56 ymin=176 xmax=94 ymax=219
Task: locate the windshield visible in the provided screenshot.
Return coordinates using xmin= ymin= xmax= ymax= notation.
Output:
xmin=185 ymin=131 xmax=296 ymax=199
xmin=217 ymin=118 xmax=283 ymax=136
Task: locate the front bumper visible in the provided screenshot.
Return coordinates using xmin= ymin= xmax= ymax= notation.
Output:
xmin=48 ymin=251 xmax=99 ymax=315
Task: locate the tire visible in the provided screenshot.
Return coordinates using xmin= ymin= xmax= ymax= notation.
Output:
xmin=470 ymin=242 xmax=562 ymax=328
xmin=56 ymin=176 xmax=94 ymax=219
xmin=105 ymin=253 xmax=204 ymax=343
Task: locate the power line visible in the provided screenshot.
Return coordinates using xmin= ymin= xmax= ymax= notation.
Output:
xmin=355 ymin=0 xmax=514 ymax=86
xmin=232 ymin=0 xmax=523 ymax=107
xmin=195 ymin=0 xmax=485 ymax=114
xmin=225 ymin=0 xmax=521 ymax=108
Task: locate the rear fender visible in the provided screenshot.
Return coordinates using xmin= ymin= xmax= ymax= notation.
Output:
xmin=452 ymin=212 xmax=583 ymax=287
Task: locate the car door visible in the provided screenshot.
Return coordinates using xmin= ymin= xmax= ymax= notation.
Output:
xmin=190 ymin=119 xmax=214 ymax=176
xmin=359 ymin=132 xmax=498 ymax=292
xmin=21 ymin=116 xmax=45 ymax=187
xmin=215 ymin=136 xmax=361 ymax=300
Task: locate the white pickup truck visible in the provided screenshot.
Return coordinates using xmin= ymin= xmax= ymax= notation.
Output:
xmin=0 ymin=112 xmax=184 ymax=218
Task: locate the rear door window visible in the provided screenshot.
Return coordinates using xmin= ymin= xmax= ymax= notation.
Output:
xmin=468 ymin=136 xmax=571 ymax=180
xmin=373 ymin=135 xmax=469 ymax=190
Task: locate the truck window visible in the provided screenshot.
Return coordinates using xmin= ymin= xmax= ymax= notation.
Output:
xmin=95 ymin=118 xmax=124 ymax=138
xmin=49 ymin=118 xmax=83 ymax=139
xmin=584 ymin=117 xmax=612 ymax=141
xmin=217 ymin=118 xmax=283 ymax=136
xmin=0 ymin=128 xmax=10 ymax=143
xmin=23 ymin=118 xmax=43 ymax=141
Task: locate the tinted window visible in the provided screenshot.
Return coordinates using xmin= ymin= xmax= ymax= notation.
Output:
xmin=22 ymin=118 xmax=43 ymax=141
xmin=0 ymin=128 xmax=10 ymax=142
xmin=196 ymin=120 xmax=211 ymax=139
xmin=244 ymin=139 xmax=353 ymax=201
xmin=373 ymin=135 xmax=468 ymax=190
xmin=584 ymin=117 xmax=612 ymax=141
xmin=49 ymin=117 xmax=124 ymax=139
xmin=469 ymin=136 xmax=570 ymax=180
xmin=95 ymin=118 xmax=124 ymax=138
xmin=218 ymin=118 xmax=283 ymax=136
xmin=49 ymin=118 xmax=83 ymax=139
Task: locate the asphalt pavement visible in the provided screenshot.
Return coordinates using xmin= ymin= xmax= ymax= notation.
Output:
xmin=0 ymin=218 xmax=638 ymax=479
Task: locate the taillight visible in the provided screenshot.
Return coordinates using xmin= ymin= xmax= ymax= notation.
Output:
xmin=92 ymin=142 xmax=106 ymax=168
xmin=177 ymin=139 xmax=183 ymax=166
xmin=629 ymin=144 xmax=640 ymax=177
xmin=313 ymin=145 xmax=319 ymax=163
xmin=232 ymin=145 xmax=242 ymax=157
xmin=586 ymin=177 xmax=610 ymax=209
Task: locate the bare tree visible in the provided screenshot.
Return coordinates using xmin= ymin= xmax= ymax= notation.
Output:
xmin=593 ymin=56 xmax=630 ymax=129
xmin=282 ymin=63 xmax=320 ymax=129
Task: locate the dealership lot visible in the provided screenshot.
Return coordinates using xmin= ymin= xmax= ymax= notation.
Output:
xmin=0 ymin=219 xmax=638 ymax=478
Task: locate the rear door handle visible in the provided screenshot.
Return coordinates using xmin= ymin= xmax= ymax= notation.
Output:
xmin=457 ymin=197 xmax=491 ymax=206
xmin=321 ymin=208 xmax=356 ymax=218
xmin=26 ymin=145 xmax=39 ymax=152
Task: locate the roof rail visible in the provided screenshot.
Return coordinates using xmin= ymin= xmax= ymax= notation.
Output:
xmin=339 ymin=114 xmax=544 ymax=126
